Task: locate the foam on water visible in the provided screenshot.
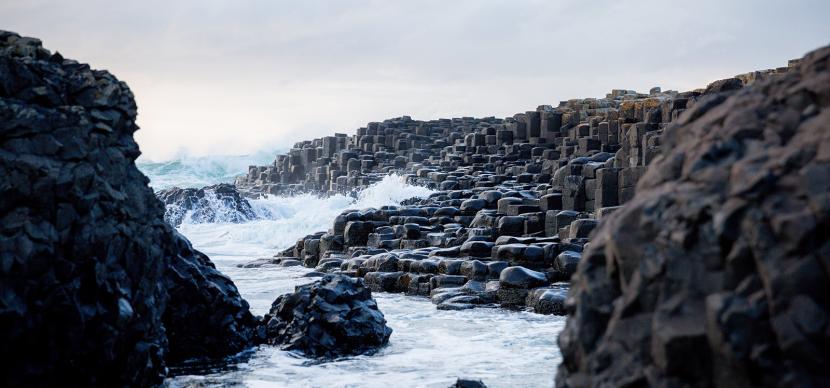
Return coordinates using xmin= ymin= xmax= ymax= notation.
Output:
xmin=138 ymin=149 xmax=281 ymax=190
xmin=152 ymin=165 xmax=563 ymax=387
xmin=168 ymin=263 xmax=562 ymax=387
xmin=177 ymin=174 xmax=435 ymax=257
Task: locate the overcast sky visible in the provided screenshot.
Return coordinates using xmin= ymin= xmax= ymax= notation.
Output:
xmin=2 ymin=0 xmax=829 ymax=160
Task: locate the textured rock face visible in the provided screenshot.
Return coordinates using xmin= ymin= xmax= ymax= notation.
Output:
xmin=157 ymin=183 xmax=256 ymax=227
xmin=163 ymin=235 xmax=263 ymax=364
xmin=263 ymin=274 xmax=392 ymax=358
xmin=557 ymin=46 xmax=830 ymax=387
xmin=0 ymin=31 xmax=259 ymax=386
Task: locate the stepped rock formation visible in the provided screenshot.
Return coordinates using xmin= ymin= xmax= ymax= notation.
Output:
xmin=238 ymin=47 xmax=800 ymax=320
xmin=0 ymin=31 xmax=260 ymax=386
xmin=556 ymin=46 xmax=830 ymax=386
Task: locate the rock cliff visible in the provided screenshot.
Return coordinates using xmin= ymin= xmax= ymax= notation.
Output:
xmin=0 ymin=31 xmax=259 ymax=386
xmin=556 ymin=45 xmax=830 ymax=387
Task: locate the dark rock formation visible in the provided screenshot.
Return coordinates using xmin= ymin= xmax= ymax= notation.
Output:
xmin=157 ymin=183 xmax=256 ymax=227
xmin=262 ymin=274 xmax=392 ymax=358
xmin=451 ymin=378 xmax=488 ymax=388
xmin=557 ymin=46 xmax=830 ymax=387
xmin=0 ymin=31 xmax=259 ymax=386
xmin=163 ymin=236 xmax=263 ymax=364
xmin=237 ymin=41 xmax=799 ymax=319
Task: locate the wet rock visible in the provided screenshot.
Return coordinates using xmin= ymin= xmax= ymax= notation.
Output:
xmin=460 ymin=240 xmax=495 ymax=257
xmin=430 ymin=275 xmax=468 ymax=290
xmin=437 ymin=295 xmax=484 ymax=310
xmin=526 ymin=284 xmax=569 ymax=315
xmin=263 ymin=274 xmax=392 ymax=358
xmin=568 ymin=219 xmax=598 ymax=239
xmin=553 ymin=250 xmax=581 ymax=279
xmin=315 ymin=258 xmax=344 ymax=273
xmin=451 ymin=378 xmax=488 ymax=388
xmin=496 ymin=216 xmax=526 ymax=236
xmin=157 ymin=183 xmax=256 ymax=227
xmin=487 ymin=261 xmax=509 ymax=278
xmin=497 ymin=266 xmax=549 ymax=306
xmin=460 ymin=260 xmax=489 ymax=281
xmin=460 ymin=198 xmax=487 ymax=214
xmin=364 ymin=271 xmax=406 ymax=292
xmin=237 ymin=257 xmax=282 ymax=268
xmin=438 ymin=259 xmax=465 ymax=275
xmin=499 ymin=266 xmax=549 ymax=289
xmin=495 ymin=244 xmax=545 ymax=269
xmin=362 ymin=252 xmax=400 ymax=273
xmin=344 ymin=221 xmax=374 ymax=246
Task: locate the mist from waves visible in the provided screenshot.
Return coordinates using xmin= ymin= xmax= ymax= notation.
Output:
xmin=137 ymin=148 xmax=281 ymax=191
xmin=177 ymin=174 xmax=436 ymax=257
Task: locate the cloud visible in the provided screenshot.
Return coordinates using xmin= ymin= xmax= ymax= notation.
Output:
xmin=2 ymin=0 xmax=829 ymax=160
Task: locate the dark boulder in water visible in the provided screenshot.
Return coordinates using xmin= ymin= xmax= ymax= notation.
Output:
xmin=157 ymin=183 xmax=256 ymax=227
xmin=451 ymin=378 xmax=488 ymax=388
xmin=0 ymin=30 xmax=259 ymax=386
xmin=263 ymin=274 xmax=393 ymax=358
xmin=557 ymin=45 xmax=830 ymax=387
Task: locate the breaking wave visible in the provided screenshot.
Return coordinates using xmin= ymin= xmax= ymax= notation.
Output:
xmin=176 ymin=175 xmax=435 ymax=257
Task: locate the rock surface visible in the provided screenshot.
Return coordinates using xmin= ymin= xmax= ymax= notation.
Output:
xmin=262 ymin=274 xmax=392 ymax=358
xmin=557 ymin=46 xmax=830 ymax=387
xmin=0 ymin=31 xmax=259 ymax=386
xmin=157 ymin=183 xmax=256 ymax=227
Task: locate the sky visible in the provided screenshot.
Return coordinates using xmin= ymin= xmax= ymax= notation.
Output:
xmin=2 ymin=0 xmax=829 ymax=161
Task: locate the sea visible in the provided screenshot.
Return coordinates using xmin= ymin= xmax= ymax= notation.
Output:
xmin=137 ymin=152 xmax=563 ymax=388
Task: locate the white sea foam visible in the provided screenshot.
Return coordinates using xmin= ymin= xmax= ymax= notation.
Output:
xmin=177 ymin=174 xmax=435 ymax=257
xmin=148 ymin=163 xmax=563 ymax=387
xmin=138 ymin=149 xmax=282 ymax=190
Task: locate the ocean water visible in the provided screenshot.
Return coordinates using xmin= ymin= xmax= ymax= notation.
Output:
xmin=141 ymin=154 xmax=563 ymax=388
xmin=137 ymin=149 xmax=281 ymax=190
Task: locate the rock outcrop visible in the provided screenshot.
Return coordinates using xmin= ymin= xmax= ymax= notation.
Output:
xmin=0 ymin=31 xmax=259 ymax=386
xmin=556 ymin=46 xmax=830 ymax=386
xmin=263 ymin=274 xmax=393 ymax=358
xmin=157 ymin=183 xmax=256 ymax=227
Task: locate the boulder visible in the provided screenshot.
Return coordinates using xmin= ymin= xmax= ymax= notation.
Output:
xmin=344 ymin=221 xmax=374 ymax=246
xmin=496 ymin=216 xmax=525 ymax=236
xmin=499 ymin=266 xmax=548 ymax=289
xmin=525 ymin=284 xmax=569 ymax=315
xmin=460 ymin=240 xmax=495 ymax=257
xmin=263 ymin=274 xmax=392 ymax=358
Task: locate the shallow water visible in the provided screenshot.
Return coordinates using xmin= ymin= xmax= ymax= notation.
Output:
xmin=160 ymin=174 xmax=564 ymax=387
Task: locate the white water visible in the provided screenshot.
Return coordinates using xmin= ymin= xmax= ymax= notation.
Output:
xmin=141 ymin=158 xmax=564 ymax=387
xmin=137 ymin=149 xmax=281 ymax=190
xmin=177 ymin=175 xmax=436 ymax=257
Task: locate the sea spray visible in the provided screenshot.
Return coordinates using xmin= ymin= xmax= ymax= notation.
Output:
xmin=177 ymin=174 xmax=434 ymax=258
xmin=138 ymin=149 xmax=282 ymax=190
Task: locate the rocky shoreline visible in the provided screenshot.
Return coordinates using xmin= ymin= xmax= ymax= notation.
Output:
xmin=223 ymin=56 xmax=801 ymax=318
xmin=3 ymin=27 xmax=829 ymax=387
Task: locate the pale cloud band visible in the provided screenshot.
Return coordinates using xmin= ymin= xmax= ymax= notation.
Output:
xmin=2 ymin=0 xmax=829 ymax=160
